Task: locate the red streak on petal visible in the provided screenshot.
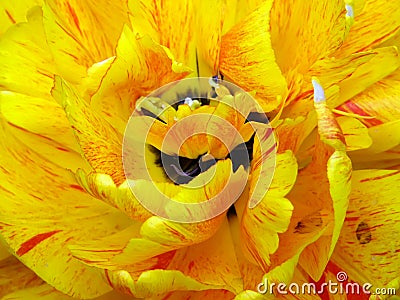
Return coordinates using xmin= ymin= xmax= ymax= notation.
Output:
xmin=66 ymin=2 xmax=82 ymax=34
xmin=70 ymin=184 xmax=85 ymax=192
xmin=17 ymin=230 xmax=61 ymax=256
xmin=341 ymin=102 xmax=383 ymax=127
xmin=5 ymin=10 xmax=16 ymax=24
xmin=360 ymin=170 xmax=400 ymax=183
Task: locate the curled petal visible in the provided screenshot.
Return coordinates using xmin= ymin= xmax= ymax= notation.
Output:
xmin=239 ymin=151 xmax=297 ymax=272
xmin=42 ymin=0 xmax=129 ymax=83
xmin=335 ymin=0 xmax=400 ymax=57
xmin=75 ymin=170 xmax=153 ymax=222
xmin=129 ymin=0 xmax=197 ymax=73
xmin=52 ymin=77 xmax=126 ymax=185
xmin=95 ymin=219 xmax=240 ymax=297
xmin=91 ymin=26 xmax=191 ymax=132
xmin=219 ymin=0 xmax=288 ymax=112
xmin=336 ymin=116 xmax=373 ymax=151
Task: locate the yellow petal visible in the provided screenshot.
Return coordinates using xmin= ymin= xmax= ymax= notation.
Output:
xmin=166 ymin=218 xmax=243 ymax=294
xmin=331 ymin=169 xmax=400 ymax=295
xmin=219 ymin=1 xmax=288 ymax=112
xmin=90 ymin=26 xmax=191 ymax=133
xmin=270 ymin=0 xmax=348 ymax=75
xmin=228 ymin=213 xmax=265 ymax=292
xmin=152 ymin=290 xmax=235 ymax=300
xmin=2 ymin=283 xmax=135 ymax=300
xmin=239 ymin=151 xmax=297 ymax=271
xmin=140 ymin=215 xmax=224 ymax=249
xmin=0 ymin=91 xmax=88 ymax=170
xmin=0 ymin=6 xmax=55 ymax=99
xmin=69 ymin=164 xmax=230 ymax=270
xmin=336 ymin=116 xmax=373 ymax=151
xmin=292 ymin=81 xmax=352 ymax=281
xmin=79 ymin=57 xmax=115 ymax=101
xmin=74 ymin=170 xmax=153 ymax=222
xmin=0 ymin=242 xmax=10 ymax=261
xmin=52 ymin=76 xmax=126 ymax=185
xmin=235 ymin=290 xmax=267 ymax=300
xmin=285 ymin=47 xmax=400 ymax=118
xmin=233 ymin=0 xmax=265 ymax=26
xmin=194 ymin=0 xmax=263 ymax=76
xmin=263 ymin=211 xmax=328 ymax=286
xmin=0 ymin=120 xmax=133 ymax=298
xmin=274 ymin=113 xmax=317 ymax=154
xmin=0 ymin=0 xmax=41 ymax=35
xmin=128 ymin=0 xmax=197 ymax=74
xmin=335 ymin=0 xmax=400 ymax=57
xmin=42 ymin=0 xmax=129 ymax=83
xmin=0 ymin=256 xmax=43 ymax=298
xmin=366 ymin=120 xmax=400 ymax=153
xmin=337 ymin=69 xmax=400 ymax=127
xmin=2 ymin=284 xmax=72 ymax=300
xmin=106 ymin=269 xmax=224 ymax=298
xmin=69 ymin=224 xmax=174 ymax=271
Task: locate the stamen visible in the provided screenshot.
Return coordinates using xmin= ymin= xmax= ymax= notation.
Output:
xmin=312 ymin=77 xmax=326 ymax=103
xmin=345 ymin=3 xmax=354 ymax=18
xmin=184 ymin=97 xmax=201 ymax=110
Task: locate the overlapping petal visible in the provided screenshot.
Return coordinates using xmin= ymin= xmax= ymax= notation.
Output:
xmin=0 ymin=256 xmax=43 ymax=298
xmin=337 ymin=69 xmax=400 ymax=127
xmin=0 ymin=6 xmax=54 ymax=99
xmin=237 ymin=146 xmax=297 ymax=272
xmin=0 ymin=0 xmax=42 ymax=35
xmin=90 ymin=26 xmax=191 ymax=133
xmin=261 ymin=81 xmax=352 ymax=286
xmin=270 ymin=0 xmax=349 ymax=76
xmin=219 ymin=0 xmax=288 ymax=112
xmin=335 ymin=0 xmax=400 ymax=57
xmin=0 ymin=91 xmax=87 ymax=171
xmin=0 ymin=119 xmax=133 ymax=298
xmin=52 ymin=76 xmax=126 ymax=185
xmin=284 ymin=47 xmax=400 ymax=117
xmin=128 ymin=0 xmax=196 ymax=74
xmin=42 ymin=0 xmax=129 ymax=84
xmin=331 ymin=169 xmax=400 ymax=294
xmin=79 ymin=217 xmax=239 ymax=298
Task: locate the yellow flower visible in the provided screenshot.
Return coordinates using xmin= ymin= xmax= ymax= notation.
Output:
xmin=0 ymin=1 xmax=400 ymax=300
